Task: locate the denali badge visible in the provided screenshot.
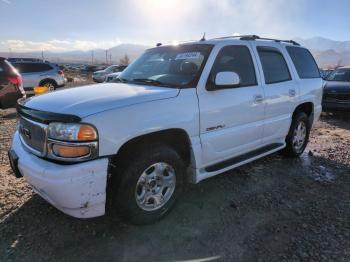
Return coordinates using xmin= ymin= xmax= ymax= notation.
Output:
xmin=19 ymin=125 xmax=31 ymax=140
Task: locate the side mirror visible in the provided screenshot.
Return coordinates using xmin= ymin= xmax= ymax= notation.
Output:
xmin=215 ymin=71 xmax=240 ymax=87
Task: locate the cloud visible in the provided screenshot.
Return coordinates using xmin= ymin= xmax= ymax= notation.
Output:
xmin=0 ymin=39 xmax=122 ymax=52
xmin=1 ymin=0 xmax=11 ymax=4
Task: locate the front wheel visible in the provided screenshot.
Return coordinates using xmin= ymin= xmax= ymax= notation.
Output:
xmin=109 ymin=144 xmax=184 ymax=225
xmin=282 ymin=112 xmax=311 ymax=157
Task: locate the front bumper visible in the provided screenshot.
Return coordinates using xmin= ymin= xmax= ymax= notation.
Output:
xmin=322 ymin=101 xmax=350 ymax=111
xmin=10 ymin=131 xmax=109 ymax=218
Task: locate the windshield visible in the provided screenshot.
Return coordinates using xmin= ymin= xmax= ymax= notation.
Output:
xmin=326 ymin=68 xmax=350 ymax=82
xmin=119 ymin=44 xmax=213 ymax=88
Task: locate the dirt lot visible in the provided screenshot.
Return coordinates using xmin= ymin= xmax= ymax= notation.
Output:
xmin=0 ymin=107 xmax=350 ymax=261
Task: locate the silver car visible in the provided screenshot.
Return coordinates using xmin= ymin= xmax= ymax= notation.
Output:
xmin=92 ymin=65 xmax=127 ymax=83
xmin=9 ymin=58 xmax=66 ymax=94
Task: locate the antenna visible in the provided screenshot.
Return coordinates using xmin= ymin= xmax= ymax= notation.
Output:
xmin=200 ymin=32 xmax=206 ymax=41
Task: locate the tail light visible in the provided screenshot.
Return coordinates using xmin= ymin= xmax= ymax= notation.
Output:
xmin=8 ymin=75 xmax=22 ymax=86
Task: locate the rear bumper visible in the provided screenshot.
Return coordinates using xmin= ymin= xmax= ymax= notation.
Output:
xmin=10 ymin=131 xmax=109 ymax=218
xmin=322 ymin=101 xmax=350 ymax=111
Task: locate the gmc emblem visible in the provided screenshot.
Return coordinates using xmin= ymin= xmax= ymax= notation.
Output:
xmin=19 ymin=125 xmax=31 ymax=140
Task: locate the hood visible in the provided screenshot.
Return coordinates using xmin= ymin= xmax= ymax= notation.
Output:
xmin=23 ymin=83 xmax=180 ymax=118
xmin=324 ymin=81 xmax=350 ymax=93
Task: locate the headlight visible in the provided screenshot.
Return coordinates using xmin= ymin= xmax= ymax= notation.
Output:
xmin=47 ymin=123 xmax=98 ymax=161
xmin=48 ymin=123 xmax=97 ymax=141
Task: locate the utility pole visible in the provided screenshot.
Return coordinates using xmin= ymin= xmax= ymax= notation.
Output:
xmin=8 ymin=48 xmax=12 ymax=58
xmin=91 ymin=50 xmax=94 ymax=65
xmin=109 ymin=53 xmax=112 ymax=64
xmin=105 ymin=50 xmax=108 ymax=64
xmin=41 ymin=50 xmax=44 ymax=60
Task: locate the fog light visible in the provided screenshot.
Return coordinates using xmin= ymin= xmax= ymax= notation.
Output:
xmin=52 ymin=144 xmax=90 ymax=158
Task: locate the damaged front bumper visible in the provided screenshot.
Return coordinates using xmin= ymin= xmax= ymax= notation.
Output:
xmin=10 ymin=131 xmax=109 ymax=218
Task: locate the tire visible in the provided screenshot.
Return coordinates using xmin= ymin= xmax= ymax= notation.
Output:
xmin=40 ymin=80 xmax=57 ymax=91
xmin=109 ymin=143 xmax=185 ymax=225
xmin=282 ymin=112 xmax=310 ymax=157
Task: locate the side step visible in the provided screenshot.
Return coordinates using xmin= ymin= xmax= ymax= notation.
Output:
xmin=205 ymin=143 xmax=284 ymax=172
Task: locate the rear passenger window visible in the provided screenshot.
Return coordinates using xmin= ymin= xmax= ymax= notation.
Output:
xmin=286 ymin=46 xmax=320 ymax=79
xmin=13 ymin=63 xmax=52 ymax=73
xmin=257 ymin=47 xmax=291 ymax=84
xmin=209 ymin=45 xmax=257 ymax=87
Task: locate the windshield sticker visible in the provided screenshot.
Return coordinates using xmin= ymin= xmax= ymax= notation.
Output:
xmin=175 ymin=52 xmax=201 ymax=60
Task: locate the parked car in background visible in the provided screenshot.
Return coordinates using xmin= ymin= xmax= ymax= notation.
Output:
xmin=105 ymin=66 xmax=128 ymax=82
xmin=9 ymin=35 xmax=323 ymax=224
xmin=8 ymin=58 xmax=66 ymax=95
xmin=93 ymin=65 xmax=127 ymax=83
xmin=323 ymin=66 xmax=350 ymax=111
xmin=0 ymin=57 xmax=25 ymax=109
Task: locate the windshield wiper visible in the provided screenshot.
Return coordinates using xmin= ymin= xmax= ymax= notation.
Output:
xmin=132 ymin=78 xmax=165 ymax=85
xmin=115 ymin=77 xmax=129 ymax=83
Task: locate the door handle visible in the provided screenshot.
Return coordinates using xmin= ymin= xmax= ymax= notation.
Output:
xmin=254 ymin=95 xmax=264 ymax=103
xmin=289 ymin=89 xmax=296 ymax=97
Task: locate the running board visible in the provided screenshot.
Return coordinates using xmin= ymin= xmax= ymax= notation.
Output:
xmin=205 ymin=143 xmax=284 ymax=172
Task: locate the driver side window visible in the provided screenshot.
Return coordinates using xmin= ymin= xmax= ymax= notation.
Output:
xmin=208 ymin=45 xmax=257 ymax=88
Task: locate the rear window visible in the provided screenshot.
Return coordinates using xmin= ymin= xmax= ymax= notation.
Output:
xmin=0 ymin=60 xmax=14 ymax=75
xmin=257 ymin=47 xmax=291 ymax=84
xmin=12 ymin=63 xmax=53 ymax=73
xmin=286 ymin=46 xmax=320 ymax=79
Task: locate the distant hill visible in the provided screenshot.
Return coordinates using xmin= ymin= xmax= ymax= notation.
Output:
xmin=294 ymin=37 xmax=350 ymax=68
xmin=2 ymin=37 xmax=350 ymax=68
xmin=0 ymin=43 xmax=150 ymax=64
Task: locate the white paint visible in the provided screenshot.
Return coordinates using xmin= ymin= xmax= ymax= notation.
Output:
xmin=11 ymin=37 xmax=323 ymax=218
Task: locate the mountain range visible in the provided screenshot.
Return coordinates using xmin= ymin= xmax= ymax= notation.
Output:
xmin=294 ymin=37 xmax=350 ymax=68
xmin=1 ymin=37 xmax=349 ymax=68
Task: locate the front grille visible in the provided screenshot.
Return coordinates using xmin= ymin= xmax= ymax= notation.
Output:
xmin=324 ymin=93 xmax=350 ymax=103
xmin=19 ymin=116 xmax=47 ymax=155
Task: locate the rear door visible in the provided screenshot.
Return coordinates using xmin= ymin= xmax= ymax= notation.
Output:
xmin=197 ymin=43 xmax=265 ymax=166
xmin=250 ymin=43 xmax=298 ymax=145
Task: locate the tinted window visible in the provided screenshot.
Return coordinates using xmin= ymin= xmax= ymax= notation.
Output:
xmin=286 ymin=47 xmax=320 ymax=79
xmin=13 ymin=63 xmax=53 ymax=73
xmin=257 ymin=47 xmax=291 ymax=84
xmin=209 ymin=45 xmax=257 ymax=87
xmin=0 ymin=60 xmax=14 ymax=75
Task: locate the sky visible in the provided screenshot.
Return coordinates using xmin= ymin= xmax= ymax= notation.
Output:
xmin=1 ymin=0 xmax=350 ymax=52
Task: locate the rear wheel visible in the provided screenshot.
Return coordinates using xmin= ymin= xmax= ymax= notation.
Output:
xmin=109 ymin=144 xmax=184 ymax=225
xmin=282 ymin=112 xmax=310 ymax=157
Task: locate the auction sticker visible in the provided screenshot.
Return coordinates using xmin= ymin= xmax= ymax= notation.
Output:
xmin=175 ymin=52 xmax=201 ymax=60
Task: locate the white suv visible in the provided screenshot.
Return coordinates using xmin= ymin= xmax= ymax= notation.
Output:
xmin=9 ymin=58 xmax=66 ymax=94
xmin=9 ymin=35 xmax=323 ymax=224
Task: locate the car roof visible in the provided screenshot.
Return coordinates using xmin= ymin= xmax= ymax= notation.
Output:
xmin=153 ymin=35 xmax=304 ymax=49
xmin=8 ymin=58 xmax=54 ymax=64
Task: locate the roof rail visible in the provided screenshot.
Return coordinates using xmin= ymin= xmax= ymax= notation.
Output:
xmin=210 ymin=35 xmax=300 ymax=46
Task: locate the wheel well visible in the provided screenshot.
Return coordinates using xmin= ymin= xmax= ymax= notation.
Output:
xmin=293 ymin=102 xmax=314 ymax=118
xmin=115 ymin=129 xmax=192 ymax=166
xmin=39 ymin=78 xmax=57 ymax=86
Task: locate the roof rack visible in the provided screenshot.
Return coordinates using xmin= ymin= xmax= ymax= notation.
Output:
xmin=210 ymin=35 xmax=300 ymax=46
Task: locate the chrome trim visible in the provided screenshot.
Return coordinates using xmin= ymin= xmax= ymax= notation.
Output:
xmin=18 ymin=116 xmax=48 ymax=157
xmin=47 ymin=139 xmax=99 ymax=162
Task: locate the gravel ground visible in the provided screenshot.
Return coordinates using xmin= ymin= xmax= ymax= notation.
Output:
xmin=0 ymin=107 xmax=350 ymax=262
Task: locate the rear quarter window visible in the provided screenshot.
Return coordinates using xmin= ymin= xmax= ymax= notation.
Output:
xmin=286 ymin=46 xmax=320 ymax=79
xmin=13 ymin=63 xmax=53 ymax=73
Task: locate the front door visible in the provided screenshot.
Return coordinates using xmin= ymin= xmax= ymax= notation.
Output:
xmin=197 ymin=43 xmax=265 ymax=167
